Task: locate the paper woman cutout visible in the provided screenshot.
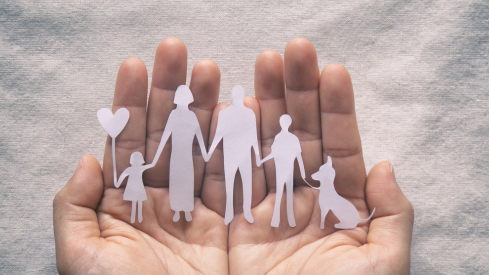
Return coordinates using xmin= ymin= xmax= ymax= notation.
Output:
xmin=97 ymin=107 xmax=130 ymax=186
xmin=206 ymin=85 xmax=261 ymax=225
xmin=260 ymin=114 xmax=307 ymax=227
xmin=312 ymin=156 xmax=376 ymax=229
xmin=152 ymin=85 xmax=208 ymax=222
xmin=115 ymin=152 xmax=156 ymax=223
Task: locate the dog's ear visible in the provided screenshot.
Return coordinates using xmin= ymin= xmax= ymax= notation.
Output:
xmin=326 ymin=156 xmax=332 ymax=166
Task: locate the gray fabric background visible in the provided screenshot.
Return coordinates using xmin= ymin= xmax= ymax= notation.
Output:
xmin=1 ymin=0 xmax=488 ymax=274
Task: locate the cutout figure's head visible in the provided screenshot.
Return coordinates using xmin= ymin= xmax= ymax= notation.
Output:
xmin=130 ymin=151 xmax=145 ymax=165
xmin=311 ymin=156 xmax=333 ymax=180
xmin=279 ymin=114 xmax=292 ymax=130
xmin=231 ymin=85 xmax=245 ymax=104
xmin=174 ymin=85 xmax=194 ymax=106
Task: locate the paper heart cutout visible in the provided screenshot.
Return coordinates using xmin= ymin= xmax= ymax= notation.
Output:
xmin=97 ymin=107 xmax=130 ymax=138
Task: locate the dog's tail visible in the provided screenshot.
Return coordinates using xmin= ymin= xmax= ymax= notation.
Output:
xmin=358 ymin=207 xmax=376 ymax=223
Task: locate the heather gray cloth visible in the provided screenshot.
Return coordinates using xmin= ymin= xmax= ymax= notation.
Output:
xmin=1 ymin=1 xmax=488 ymax=274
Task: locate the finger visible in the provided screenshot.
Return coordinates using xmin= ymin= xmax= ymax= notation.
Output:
xmin=144 ymin=38 xmax=188 ymax=187
xmin=365 ymin=162 xmax=414 ymax=273
xmin=103 ymin=57 xmax=148 ymax=188
xmin=202 ymin=103 xmax=229 ymax=216
xmin=254 ymin=50 xmax=287 ymax=192
xmin=284 ymin=38 xmax=322 ymax=185
xmin=319 ymin=63 xmax=366 ymax=201
xmin=188 ymin=59 xmax=220 ymax=195
xmin=53 ymin=155 xmax=105 ymax=272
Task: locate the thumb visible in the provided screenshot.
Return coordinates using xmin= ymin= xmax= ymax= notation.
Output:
xmin=53 ymin=155 xmax=104 ymax=272
xmin=365 ymin=161 xmax=414 ymax=274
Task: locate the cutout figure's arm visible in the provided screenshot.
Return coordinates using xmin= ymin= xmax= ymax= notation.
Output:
xmin=149 ymin=127 xmax=172 ymax=167
xmin=115 ymin=169 xmax=129 ymax=188
xmin=195 ymin=127 xmax=208 ymax=162
xmin=206 ymin=135 xmax=222 ymax=162
xmin=206 ymin=118 xmax=224 ymax=162
xmin=259 ymin=152 xmax=274 ymax=166
xmin=297 ymin=152 xmax=307 ymax=180
xmin=250 ymin=116 xmax=261 ymax=166
xmin=252 ymin=140 xmax=261 ymax=167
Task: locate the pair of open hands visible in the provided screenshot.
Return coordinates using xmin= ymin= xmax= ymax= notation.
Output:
xmin=53 ymin=38 xmax=414 ymax=274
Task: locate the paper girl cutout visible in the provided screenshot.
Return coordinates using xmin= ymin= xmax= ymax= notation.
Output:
xmin=152 ymin=85 xmax=208 ymax=222
xmin=260 ymin=114 xmax=307 ymax=228
xmin=312 ymin=156 xmax=376 ymax=229
xmin=205 ymin=85 xmax=261 ymax=225
xmin=115 ymin=152 xmax=156 ymax=223
xmin=97 ymin=107 xmax=130 ymax=185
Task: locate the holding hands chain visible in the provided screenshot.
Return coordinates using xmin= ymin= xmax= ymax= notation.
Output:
xmin=53 ymin=38 xmax=414 ymax=275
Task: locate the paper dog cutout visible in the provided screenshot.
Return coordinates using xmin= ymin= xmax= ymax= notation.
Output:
xmin=312 ymin=156 xmax=376 ymax=229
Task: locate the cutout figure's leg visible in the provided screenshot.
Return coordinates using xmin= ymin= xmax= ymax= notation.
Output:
xmin=320 ymin=208 xmax=329 ymax=229
xmin=271 ymin=181 xmax=284 ymax=227
xmin=239 ymin=162 xmax=254 ymax=223
xmin=224 ymin=166 xmax=237 ymax=225
xmin=138 ymin=200 xmax=143 ymax=223
xmin=285 ymin=178 xmax=296 ymax=227
xmin=131 ymin=201 xmax=136 ymax=224
xmin=173 ymin=211 xmax=180 ymax=222
xmin=185 ymin=211 xmax=192 ymax=221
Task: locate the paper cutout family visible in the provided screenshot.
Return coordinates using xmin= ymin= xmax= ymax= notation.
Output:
xmin=98 ymin=85 xmax=375 ymax=229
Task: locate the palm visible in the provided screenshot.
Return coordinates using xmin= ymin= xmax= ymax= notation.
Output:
xmin=94 ymin=189 xmax=227 ymax=274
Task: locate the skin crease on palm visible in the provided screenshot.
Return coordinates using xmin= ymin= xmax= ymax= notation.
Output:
xmin=53 ymin=37 xmax=414 ymax=275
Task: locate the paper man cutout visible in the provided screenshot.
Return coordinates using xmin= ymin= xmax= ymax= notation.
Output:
xmin=152 ymin=85 xmax=208 ymax=222
xmin=312 ymin=156 xmax=376 ymax=229
xmin=206 ymin=85 xmax=261 ymax=225
xmin=260 ymin=114 xmax=307 ymax=228
xmin=115 ymin=152 xmax=156 ymax=223
xmin=97 ymin=107 xmax=130 ymax=186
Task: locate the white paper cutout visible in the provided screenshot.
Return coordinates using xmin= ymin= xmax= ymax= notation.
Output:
xmin=94 ymin=85 xmax=379 ymax=229
xmin=115 ymin=152 xmax=156 ymax=223
xmin=312 ymin=156 xmax=376 ymax=229
xmin=206 ymin=85 xmax=261 ymax=225
xmin=260 ymin=114 xmax=308 ymax=228
xmin=97 ymin=107 xmax=130 ymax=186
xmin=151 ymin=85 xmax=208 ymax=222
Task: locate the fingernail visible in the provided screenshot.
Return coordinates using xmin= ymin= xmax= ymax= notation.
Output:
xmin=389 ymin=162 xmax=398 ymax=184
xmin=75 ymin=156 xmax=84 ymax=174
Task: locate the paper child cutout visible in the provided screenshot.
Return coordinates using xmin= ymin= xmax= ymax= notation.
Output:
xmin=312 ymin=156 xmax=376 ymax=229
xmin=115 ymin=152 xmax=156 ymax=223
xmin=97 ymin=107 xmax=130 ymax=186
xmin=260 ymin=114 xmax=307 ymax=228
xmin=206 ymin=85 xmax=261 ymax=225
xmin=152 ymin=85 xmax=208 ymax=222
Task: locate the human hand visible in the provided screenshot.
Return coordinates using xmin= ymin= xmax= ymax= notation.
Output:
xmin=53 ymin=38 xmax=228 ymax=274
xmin=222 ymin=38 xmax=414 ymax=274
